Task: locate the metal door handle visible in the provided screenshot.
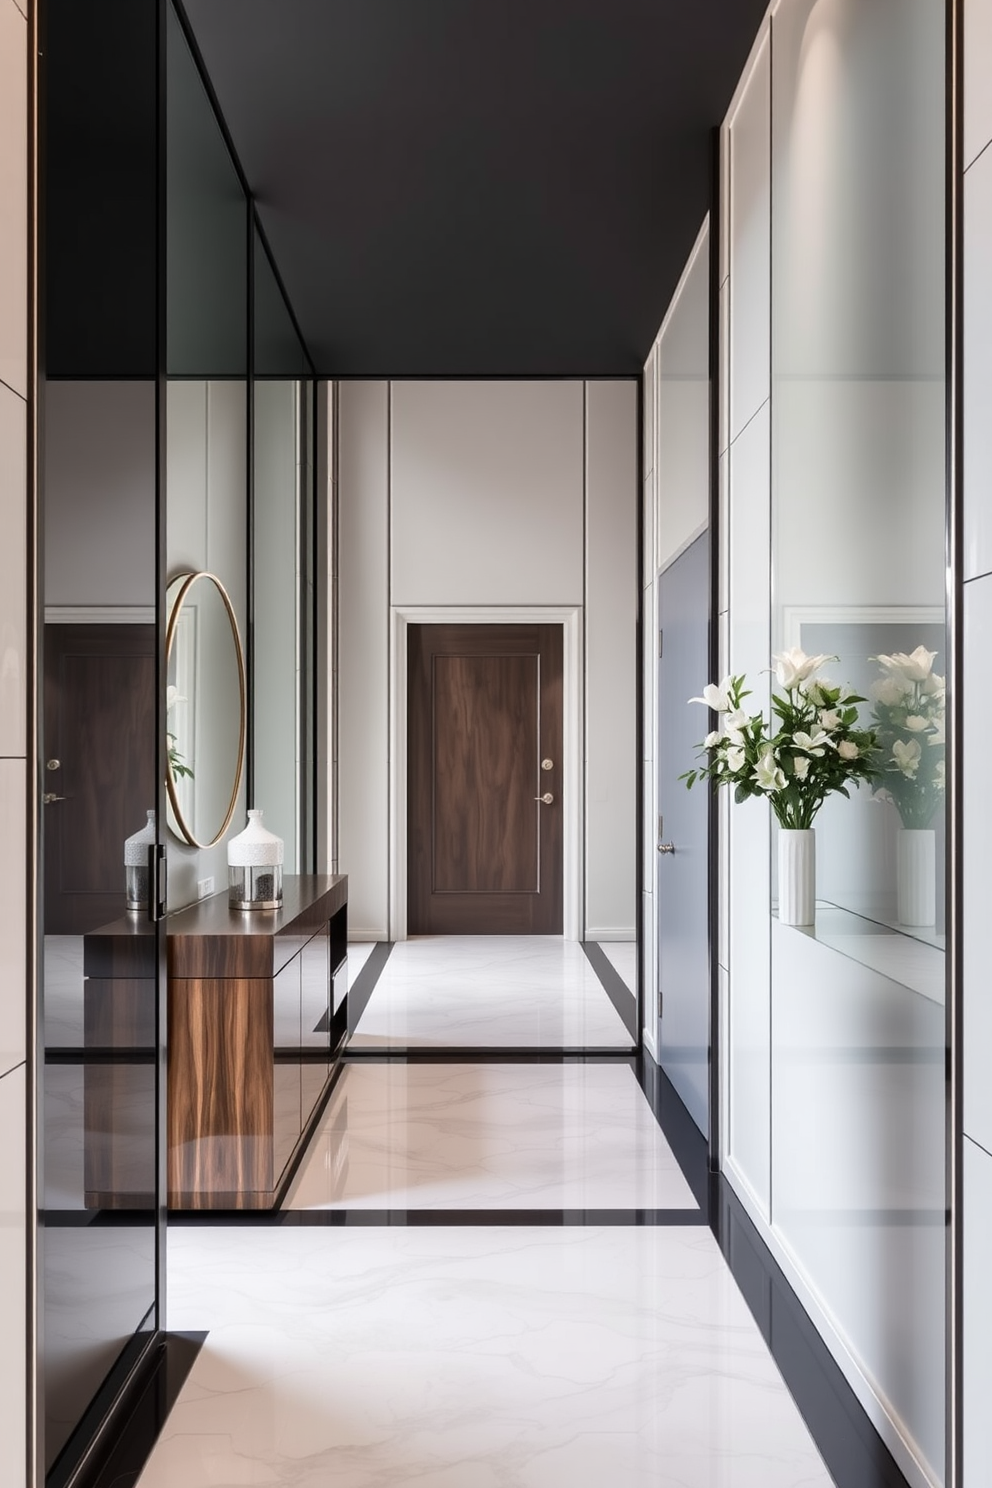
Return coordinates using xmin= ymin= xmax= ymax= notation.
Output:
xmin=46 ymin=758 xmax=61 ymax=772
xmin=535 ymin=793 xmax=554 ymax=805
xmin=657 ymin=841 xmax=675 ymax=854
xmin=43 ymin=793 xmax=67 ymax=805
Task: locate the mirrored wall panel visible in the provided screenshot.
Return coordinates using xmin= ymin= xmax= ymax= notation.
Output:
xmin=42 ymin=380 xmax=161 ymax=1477
xmin=166 ymin=0 xmax=249 ymax=912
xmin=769 ymin=0 xmax=946 ymax=1477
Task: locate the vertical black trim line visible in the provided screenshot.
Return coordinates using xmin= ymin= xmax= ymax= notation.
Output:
xmin=707 ymin=126 xmax=722 ymax=1172
xmin=947 ymin=0 xmax=964 ymax=1482
xmin=155 ymin=0 xmax=169 ymax=1349
xmin=386 ymin=381 xmax=392 ymax=935
xmin=581 ymin=382 xmax=588 ymax=950
xmin=28 ymin=0 xmax=41 ymax=1479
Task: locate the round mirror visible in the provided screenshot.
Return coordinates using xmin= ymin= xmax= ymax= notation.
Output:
xmin=165 ymin=571 xmax=246 ymax=849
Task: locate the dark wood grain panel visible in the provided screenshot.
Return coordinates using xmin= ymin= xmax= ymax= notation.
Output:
xmin=44 ymin=624 xmax=156 ymax=935
xmin=433 ymin=652 xmax=539 ymax=892
xmin=167 ymin=977 xmax=274 ymax=1199
xmin=167 ymin=874 xmax=347 ymax=979
xmin=84 ymin=1062 xmax=157 ymax=1209
xmin=83 ymin=916 xmax=156 ymax=980
xmin=409 ymin=625 xmax=563 ymax=933
xmin=83 ymin=978 xmax=157 ymax=1048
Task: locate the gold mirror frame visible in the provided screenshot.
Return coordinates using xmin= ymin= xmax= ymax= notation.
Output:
xmin=165 ymin=570 xmax=247 ymax=850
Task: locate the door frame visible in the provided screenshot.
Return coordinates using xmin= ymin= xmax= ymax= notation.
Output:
xmin=389 ymin=605 xmax=583 ymax=942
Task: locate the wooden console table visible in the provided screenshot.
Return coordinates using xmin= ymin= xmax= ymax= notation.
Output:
xmin=166 ymin=874 xmax=348 ymax=1209
xmin=82 ymin=874 xmax=348 ymax=1213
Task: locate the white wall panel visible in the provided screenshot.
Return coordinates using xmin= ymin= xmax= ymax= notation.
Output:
xmin=339 ymin=381 xmax=390 ymax=937
xmin=966 ymin=0 xmax=992 ymax=170
xmin=585 ymin=380 xmax=637 ymax=939
xmin=728 ymin=32 xmax=770 ymax=444
xmin=965 ymin=146 xmax=992 ymax=582
xmin=0 ymin=0 xmax=26 ymax=401
xmin=0 ymin=384 xmax=25 ymax=755
xmin=390 ymin=380 xmax=583 ymax=607
xmin=964 ymin=575 xmax=992 ymax=1152
xmin=46 ymin=381 xmax=157 ymax=608
xmin=0 ymin=1066 xmax=25 ymax=1488
xmin=965 ymin=1136 xmax=992 ymax=1485
xmin=728 ymin=403 xmax=771 ymax=1214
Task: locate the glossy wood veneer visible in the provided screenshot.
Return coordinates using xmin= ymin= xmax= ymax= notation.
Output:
xmin=167 ymin=874 xmax=347 ymax=979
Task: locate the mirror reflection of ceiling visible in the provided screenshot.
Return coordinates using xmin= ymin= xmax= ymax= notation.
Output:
xmin=181 ymin=0 xmax=770 ymax=376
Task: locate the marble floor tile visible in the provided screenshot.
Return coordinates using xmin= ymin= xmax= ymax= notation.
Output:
xmin=345 ymin=942 xmax=376 ymax=987
xmin=348 ymin=936 xmax=633 ymax=1050
xmin=286 ymin=1061 xmax=696 ymax=1211
xmin=598 ymin=940 xmax=637 ymax=996
xmin=138 ymin=1225 xmax=835 ymax=1488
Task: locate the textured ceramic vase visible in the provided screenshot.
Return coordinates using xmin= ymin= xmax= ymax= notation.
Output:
xmin=124 ymin=809 xmax=156 ymax=911
xmin=778 ymin=828 xmax=815 ymax=927
xmin=228 ymin=809 xmax=284 ymax=910
xmin=896 ymin=827 xmax=935 ymax=927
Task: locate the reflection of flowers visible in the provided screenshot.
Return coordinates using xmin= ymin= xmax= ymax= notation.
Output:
xmin=683 ymin=649 xmax=878 ymax=830
xmin=871 ymin=646 xmax=944 ymax=828
xmin=166 ymin=685 xmax=193 ymax=781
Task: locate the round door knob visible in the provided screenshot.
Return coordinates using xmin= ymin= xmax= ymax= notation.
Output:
xmin=534 ymin=792 xmax=554 ymax=805
xmin=46 ymin=759 xmax=61 ymax=772
xmin=541 ymin=758 xmax=554 ymax=771
xmin=657 ymin=841 xmax=675 ymax=854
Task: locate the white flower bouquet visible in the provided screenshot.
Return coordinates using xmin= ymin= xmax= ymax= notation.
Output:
xmin=870 ymin=646 xmax=944 ymax=830
xmin=682 ymin=648 xmax=878 ymax=830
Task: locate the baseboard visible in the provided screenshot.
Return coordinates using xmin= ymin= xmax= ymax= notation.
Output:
xmin=348 ymin=929 xmax=388 ymax=942
xmin=586 ymin=927 xmax=636 ymax=942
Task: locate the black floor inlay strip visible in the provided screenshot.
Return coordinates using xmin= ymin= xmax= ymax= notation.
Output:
xmin=580 ymin=940 xmax=638 ymax=1039
xmin=83 ymin=1331 xmax=207 ymax=1488
xmin=170 ymin=1207 xmax=706 ymax=1227
xmin=345 ymin=940 xmax=394 ymax=1030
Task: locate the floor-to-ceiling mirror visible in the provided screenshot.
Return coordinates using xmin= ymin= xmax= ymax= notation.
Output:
xmin=768 ymin=0 xmax=947 ymax=1478
xmin=41 ymin=3 xmax=164 ymax=1479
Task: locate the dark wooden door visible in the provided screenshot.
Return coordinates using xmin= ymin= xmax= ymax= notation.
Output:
xmin=44 ymin=624 xmax=157 ymax=934
xmin=408 ymin=623 xmax=563 ymax=934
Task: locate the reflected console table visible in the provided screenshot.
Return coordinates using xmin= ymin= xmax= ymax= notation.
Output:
xmin=166 ymin=874 xmax=348 ymax=1209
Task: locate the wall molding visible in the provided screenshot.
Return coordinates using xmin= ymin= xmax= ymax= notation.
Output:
xmin=586 ymin=926 xmax=636 ymax=942
xmin=388 ymin=604 xmax=583 ymax=942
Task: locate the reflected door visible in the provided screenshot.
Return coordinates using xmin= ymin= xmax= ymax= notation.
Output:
xmin=657 ymin=534 xmax=710 ymax=1136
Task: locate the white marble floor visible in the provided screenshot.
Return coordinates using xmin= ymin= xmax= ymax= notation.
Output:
xmin=598 ymin=940 xmax=637 ymax=996
xmin=285 ymin=1061 xmax=697 ymax=1211
xmin=347 ymin=936 xmax=633 ymax=1050
xmin=138 ymin=1225 xmax=835 ymax=1488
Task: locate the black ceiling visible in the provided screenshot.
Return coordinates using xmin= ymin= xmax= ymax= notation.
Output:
xmin=182 ymin=0 xmax=767 ymax=377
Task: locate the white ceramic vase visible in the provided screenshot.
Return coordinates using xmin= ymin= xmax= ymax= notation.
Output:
xmin=896 ymin=827 xmax=936 ymax=927
xmin=778 ymin=828 xmax=815 ymax=927
xmin=227 ymin=808 xmax=284 ymax=910
xmin=124 ymin=809 xmax=156 ymax=911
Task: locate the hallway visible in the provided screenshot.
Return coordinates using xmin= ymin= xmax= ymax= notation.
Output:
xmin=134 ymin=938 xmax=844 ymax=1488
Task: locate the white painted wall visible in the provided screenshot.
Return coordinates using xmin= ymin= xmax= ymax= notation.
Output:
xmin=253 ymin=379 xmax=300 ymax=865
xmin=0 ymin=0 xmax=28 ymax=1478
xmin=337 ymin=379 xmax=637 ymax=942
xmin=964 ymin=3 xmax=992 ymax=1478
xmin=337 ymin=381 xmax=390 ymax=938
xmin=165 ymin=379 xmax=248 ymax=910
xmin=585 ymin=380 xmax=637 ymax=940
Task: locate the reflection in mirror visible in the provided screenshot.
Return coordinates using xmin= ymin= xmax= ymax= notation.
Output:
xmin=42 ymin=379 xmax=159 ymax=1472
xmin=769 ymin=0 xmax=946 ymax=1476
xmin=166 ymin=571 xmax=246 ymax=850
xmin=253 ymin=226 xmax=316 ymax=872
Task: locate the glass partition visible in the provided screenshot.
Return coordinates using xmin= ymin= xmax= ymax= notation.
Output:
xmin=769 ymin=0 xmax=946 ymax=1477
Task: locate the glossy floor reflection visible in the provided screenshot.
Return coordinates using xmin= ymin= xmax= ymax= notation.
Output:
xmin=347 ymin=936 xmax=633 ymax=1050
xmin=138 ymin=1225 xmax=835 ymax=1488
xmin=285 ymin=1061 xmax=697 ymax=1211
